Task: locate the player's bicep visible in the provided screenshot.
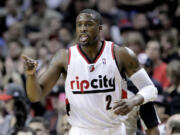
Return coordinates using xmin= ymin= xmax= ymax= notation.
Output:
xmin=39 ymin=63 xmax=61 ymax=96
xmin=121 ymin=47 xmax=141 ymax=77
xmin=39 ymin=50 xmax=67 ymax=96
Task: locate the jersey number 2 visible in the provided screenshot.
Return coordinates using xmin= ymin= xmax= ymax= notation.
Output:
xmin=106 ymin=95 xmax=112 ymax=110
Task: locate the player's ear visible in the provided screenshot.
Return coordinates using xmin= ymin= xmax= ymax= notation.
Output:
xmin=99 ymin=25 xmax=102 ymax=30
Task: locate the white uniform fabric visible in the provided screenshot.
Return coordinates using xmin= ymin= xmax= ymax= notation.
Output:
xmin=69 ymin=123 xmax=126 ymax=135
xmin=123 ymin=91 xmax=139 ymax=135
xmin=65 ymin=41 xmax=127 ymax=135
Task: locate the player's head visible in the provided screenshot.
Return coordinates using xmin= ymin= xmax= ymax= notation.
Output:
xmin=76 ymin=9 xmax=103 ymax=46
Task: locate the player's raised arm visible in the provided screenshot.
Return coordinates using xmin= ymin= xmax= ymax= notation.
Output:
xmin=113 ymin=46 xmax=158 ymax=115
xmin=22 ymin=49 xmax=68 ymax=102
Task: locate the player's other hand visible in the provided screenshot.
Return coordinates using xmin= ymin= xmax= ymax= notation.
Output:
xmin=21 ymin=55 xmax=38 ymax=75
xmin=113 ymin=99 xmax=134 ymax=115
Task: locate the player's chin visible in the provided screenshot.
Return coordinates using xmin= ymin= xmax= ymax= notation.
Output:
xmin=79 ymin=41 xmax=89 ymax=46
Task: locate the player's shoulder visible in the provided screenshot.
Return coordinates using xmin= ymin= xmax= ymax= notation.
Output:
xmin=56 ymin=48 xmax=69 ymax=58
xmin=114 ymin=44 xmax=136 ymax=58
xmin=51 ymin=48 xmax=69 ymax=67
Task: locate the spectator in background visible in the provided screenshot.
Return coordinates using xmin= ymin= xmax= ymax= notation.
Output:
xmin=124 ymin=31 xmax=145 ymax=59
xmin=3 ymin=22 xmax=29 ymax=47
xmin=27 ymin=0 xmax=62 ymax=31
xmin=119 ymin=19 xmax=134 ymax=40
xmin=4 ymin=41 xmax=24 ymax=78
xmin=0 ymin=58 xmax=5 ymax=88
xmin=146 ymin=40 xmax=170 ymax=89
xmin=0 ymin=0 xmax=23 ymax=37
xmin=14 ymin=127 xmax=36 ymax=135
xmin=26 ymin=0 xmax=62 ymax=45
xmin=28 ymin=117 xmax=50 ymax=135
xmin=47 ymin=17 xmax=62 ymax=40
xmin=0 ymin=83 xmax=31 ymax=135
xmin=46 ymin=37 xmax=64 ymax=57
xmin=22 ymin=46 xmax=37 ymax=60
xmin=166 ymin=114 xmax=180 ymax=135
xmin=166 ymin=60 xmax=180 ymax=115
xmin=56 ymin=113 xmax=71 ymax=135
xmin=158 ymin=12 xmax=177 ymax=37
xmin=36 ymin=45 xmax=50 ymax=74
xmin=59 ymin=27 xmax=74 ymax=48
xmin=132 ymin=13 xmax=150 ymax=42
xmin=100 ymin=21 xmax=112 ymax=41
xmin=160 ymin=33 xmax=180 ymax=63
xmin=0 ymin=100 xmax=5 ymax=124
xmin=43 ymin=86 xmax=65 ymax=135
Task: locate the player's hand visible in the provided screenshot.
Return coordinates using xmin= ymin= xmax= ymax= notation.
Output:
xmin=113 ymin=99 xmax=134 ymax=115
xmin=21 ymin=55 xmax=38 ymax=75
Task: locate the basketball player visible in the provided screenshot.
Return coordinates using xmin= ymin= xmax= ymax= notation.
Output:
xmin=22 ymin=9 xmax=158 ymax=135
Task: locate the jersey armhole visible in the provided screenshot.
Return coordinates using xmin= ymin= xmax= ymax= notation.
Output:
xmin=111 ymin=42 xmax=115 ymax=60
xmin=112 ymin=44 xmax=127 ymax=80
xmin=68 ymin=48 xmax=71 ymax=65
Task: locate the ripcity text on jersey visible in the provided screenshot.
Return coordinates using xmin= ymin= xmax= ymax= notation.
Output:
xmin=65 ymin=40 xmax=127 ymax=129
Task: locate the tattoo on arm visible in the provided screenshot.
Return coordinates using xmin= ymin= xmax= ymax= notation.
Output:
xmin=126 ymin=57 xmax=139 ymax=73
xmin=122 ymin=48 xmax=141 ymax=76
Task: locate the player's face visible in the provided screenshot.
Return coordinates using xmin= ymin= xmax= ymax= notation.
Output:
xmin=76 ymin=13 xmax=101 ymax=46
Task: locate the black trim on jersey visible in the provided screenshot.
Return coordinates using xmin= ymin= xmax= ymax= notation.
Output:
xmin=66 ymin=103 xmax=70 ymax=116
xmin=72 ymin=88 xmax=115 ymax=94
xmin=78 ymin=41 xmax=105 ymax=64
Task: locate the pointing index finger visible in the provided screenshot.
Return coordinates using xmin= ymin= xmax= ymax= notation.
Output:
xmin=21 ymin=55 xmax=30 ymax=61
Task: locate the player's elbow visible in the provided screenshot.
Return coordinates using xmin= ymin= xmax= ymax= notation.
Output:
xmin=152 ymin=86 xmax=158 ymax=100
xmin=28 ymin=96 xmax=41 ymax=103
xmin=138 ymin=85 xmax=158 ymax=104
xmin=27 ymin=93 xmax=42 ymax=103
xmin=29 ymin=97 xmax=41 ymax=103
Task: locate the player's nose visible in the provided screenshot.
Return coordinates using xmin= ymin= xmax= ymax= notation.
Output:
xmin=80 ymin=25 xmax=87 ymax=32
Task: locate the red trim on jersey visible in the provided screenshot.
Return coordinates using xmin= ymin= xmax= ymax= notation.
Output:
xmin=68 ymin=48 xmax=71 ymax=65
xmin=65 ymin=98 xmax=69 ymax=104
xmin=122 ymin=89 xmax=127 ymax=99
xmin=111 ymin=42 xmax=115 ymax=60
xmin=94 ymin=40 xmax=106 ymax=63
xmin=77 ymin=45 xmax=90 ymax=64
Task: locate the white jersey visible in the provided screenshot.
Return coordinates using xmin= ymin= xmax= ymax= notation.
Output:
xmin=123 ymin=91 xmax=139 ymax=135
xmin=65 ymin=40 xmax=127 ymax=129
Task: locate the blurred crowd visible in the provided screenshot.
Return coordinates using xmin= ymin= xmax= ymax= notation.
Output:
xmin=0 ymin=0 xmax=180 ymax=135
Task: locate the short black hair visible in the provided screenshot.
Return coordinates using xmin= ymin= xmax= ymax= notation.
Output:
xmin=79 ymin=9 xmax=102 ymax=25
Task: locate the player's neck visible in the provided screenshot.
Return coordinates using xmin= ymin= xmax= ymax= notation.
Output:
xmin=81 ymin=40 xmax=102 ymax=60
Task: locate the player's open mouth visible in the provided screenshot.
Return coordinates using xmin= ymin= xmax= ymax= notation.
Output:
xmin=79 ymin=35 xmax=88 ymax=42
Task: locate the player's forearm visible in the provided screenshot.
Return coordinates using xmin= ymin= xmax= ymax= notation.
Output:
xmin=131 ymin=94 xmax=144 ymax=106
xmin=130 ymin=68 xmax=158 ymax=104
xmin=26 ymin=74 xmax=43 ymax=102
